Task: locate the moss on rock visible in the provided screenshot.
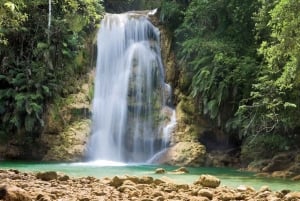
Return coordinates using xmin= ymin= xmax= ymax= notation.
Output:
xmin=42 ymin=119 xmax=91 ymax=161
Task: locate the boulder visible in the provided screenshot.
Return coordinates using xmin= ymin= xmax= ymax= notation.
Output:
xmin=36 ymin=171 xmax=58 ymax=181
xmin=284 ymin=192 xmax=300 ymax=201
xmin=157 ymin=142 xmax=206 ymax=167
xmin=109 ymin=176 xmax=124 ymax=187
xmin=0 ymin=185 xmax=31 ymax=201
xmin=194 ymin=174 xmax=221 ymax=188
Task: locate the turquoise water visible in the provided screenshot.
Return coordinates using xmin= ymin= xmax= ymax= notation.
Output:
xmin=0 ymin=160 xmax=299 ymax=191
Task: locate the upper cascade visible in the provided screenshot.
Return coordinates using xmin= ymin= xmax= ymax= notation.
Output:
xmin=86 ymin=11 xmax=175 ymax=163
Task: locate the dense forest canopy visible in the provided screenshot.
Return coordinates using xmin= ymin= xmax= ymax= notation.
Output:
xmin=0 ymin=0 xmax=103 ymax=140
xmin=160 ymin=0 xmax=300 ymax=157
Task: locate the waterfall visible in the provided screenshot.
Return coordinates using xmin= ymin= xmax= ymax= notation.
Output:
xmin=48 ymin=0 xmax=51 ymax=43
xmin=87 ymin=11 xmax=175 ymax=163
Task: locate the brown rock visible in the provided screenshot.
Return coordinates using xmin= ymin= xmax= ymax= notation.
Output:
xmin=198 ymin=189 xmax=213 ymax=199
xmin=194 ymin=197 xmax=210 ymax=201
xmin=284 ymin=192 xmax=300 ymax=201
xmin=236 ymin=185 xmax=255 ymax=192
xmin=262 ymin=153 xmax=294 ymax=172
xmin=0 ymin=185 xmax=31 ymax=201
xmin=122 ymin=180 xmax=136 ymax=186
xmin=109 ymin=176 xmax=124 ymax=187
xmin=271 ymin=171 xmax=293 ymax=178
xmin=255 ymin=172 xmax=271 ymax=177
xmin=124 ymin=175 xmax=139 ymax=184
xmin=36 ymin=171 xmax=58 ymax=181
xmin=259 ymin=185 xmax=271 ymax=192
xmin=291 ymin=175 xmax=300 ymax=181
xmin=36 ymin=194 xmax=51 ymax=201
xmin=58 ymin=174 xmax=70 ymax=181
xmin=153 ymin=179 xmax=165 ymax=185
xmin=139 ymin=176 xmax=154 ymax=184
xmin=154 ymin=196 xmax=164 ymax=201
xmin=155 ymin=168 xmax=166 ymax=174
xmin=172 ymin=167 xmax=189 ymax=174
xmin=157 ymin=142 xmax=206 ymax=167
xmin=195 ymin=174 xmax=221 ymax=188
xmin=118 ymin=185 xmax=138 ymax=193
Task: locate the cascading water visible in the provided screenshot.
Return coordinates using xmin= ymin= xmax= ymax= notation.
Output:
xmin=48 ymin=0 xmax=51 ymax=43
xmin=87 ymin=11 xmax=175 ymax=163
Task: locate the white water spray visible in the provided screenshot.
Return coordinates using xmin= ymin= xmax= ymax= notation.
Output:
xmin=48 ymin=0 xmax=51 ymax=43
xmin=87 ymin=12 xmax=175 ymax=163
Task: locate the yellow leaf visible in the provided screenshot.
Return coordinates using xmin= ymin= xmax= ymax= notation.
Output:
xmin=4 ymin=2 xmax=15 ymax=12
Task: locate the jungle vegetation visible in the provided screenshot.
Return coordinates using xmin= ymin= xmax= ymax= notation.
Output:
xmin=0 ymin=0 xmax=103 ymax=141
xmin=160 ymin=0 xmax=300 ymax=157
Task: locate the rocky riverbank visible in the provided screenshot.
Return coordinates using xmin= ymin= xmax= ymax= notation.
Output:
xmin=0 ymin=169 xmax=299 ymax=201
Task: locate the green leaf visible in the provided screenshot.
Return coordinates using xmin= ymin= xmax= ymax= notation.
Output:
xmin=283 ymin=102 xmax=296 ymax=108
xmin=37 ymin=42 xmax=48 ymax=49
xmin=207 ymin=99 xmax=218 ymax=119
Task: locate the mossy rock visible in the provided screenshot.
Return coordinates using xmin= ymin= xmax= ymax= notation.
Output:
xmin=42 ymin=119 xmax=91 ymax=162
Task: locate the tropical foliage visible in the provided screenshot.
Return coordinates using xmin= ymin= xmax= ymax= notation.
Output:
xmin=160 ymin=0 xmax=300 ymax=150
xmin=0 ymin=0 xmax=103 ymax=139
xmin=236 ymin=0 xmax=300 ymax=138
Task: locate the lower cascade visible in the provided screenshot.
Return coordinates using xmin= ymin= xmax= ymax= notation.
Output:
xmin=87 ymin=11 xmax=176 ymax=163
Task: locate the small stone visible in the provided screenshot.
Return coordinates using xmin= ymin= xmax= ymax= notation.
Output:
xmin=123 ymin=179 xmax=136 ymax=186
xmin=155 ymin=168 xmax=166 ymax=174
xmin=36 ymin=194 xmax=51 ymax=201
xmin=139 ymin=176 xmax=154 ymax=184
xmin=198 ymin=189 xmax=213 ymax=199
xmin=109 ymin=176 xmax=123 ymax=187
xmin=173 ymin=167 xmax=189 ymax=174
xmin=154 ymin=178 xmax=165 ymax=185
xmin=259 ymin=185 xmax=271 ymax=192
xmin=152 ymin=191 xmax=164 ymax=197
xmin=154 ymin=196 xmax=164 ymax=201
xmin=237 ymin=185 xmax=247 ymax=192
xmin=79 ymin=198 xmax=90 ymax=201
xmin=58 ymin=175 xmax=70 ymax=181
xmin=281 ymin=189 xmax=291 ymax=195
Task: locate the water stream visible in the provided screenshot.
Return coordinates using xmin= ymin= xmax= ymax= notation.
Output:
xmin=87 ymin=11 xmax=174 ymax=163
xmin=48 ymin=0 xmax=51 ymax=43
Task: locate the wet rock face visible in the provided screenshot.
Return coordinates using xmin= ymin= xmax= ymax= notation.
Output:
xmin=157 ymin=142 xmax=206 ymax=167
xmin=249 ymin=151 xmax=300 ymax=180
xmin=41 ymin=119 xmax=91 ymax=162
xmin=37 ymin=71 xmax=95 ymax=162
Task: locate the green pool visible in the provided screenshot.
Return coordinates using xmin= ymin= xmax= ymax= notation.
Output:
xmin=0 ymin=160 xmax=299 ymax=191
